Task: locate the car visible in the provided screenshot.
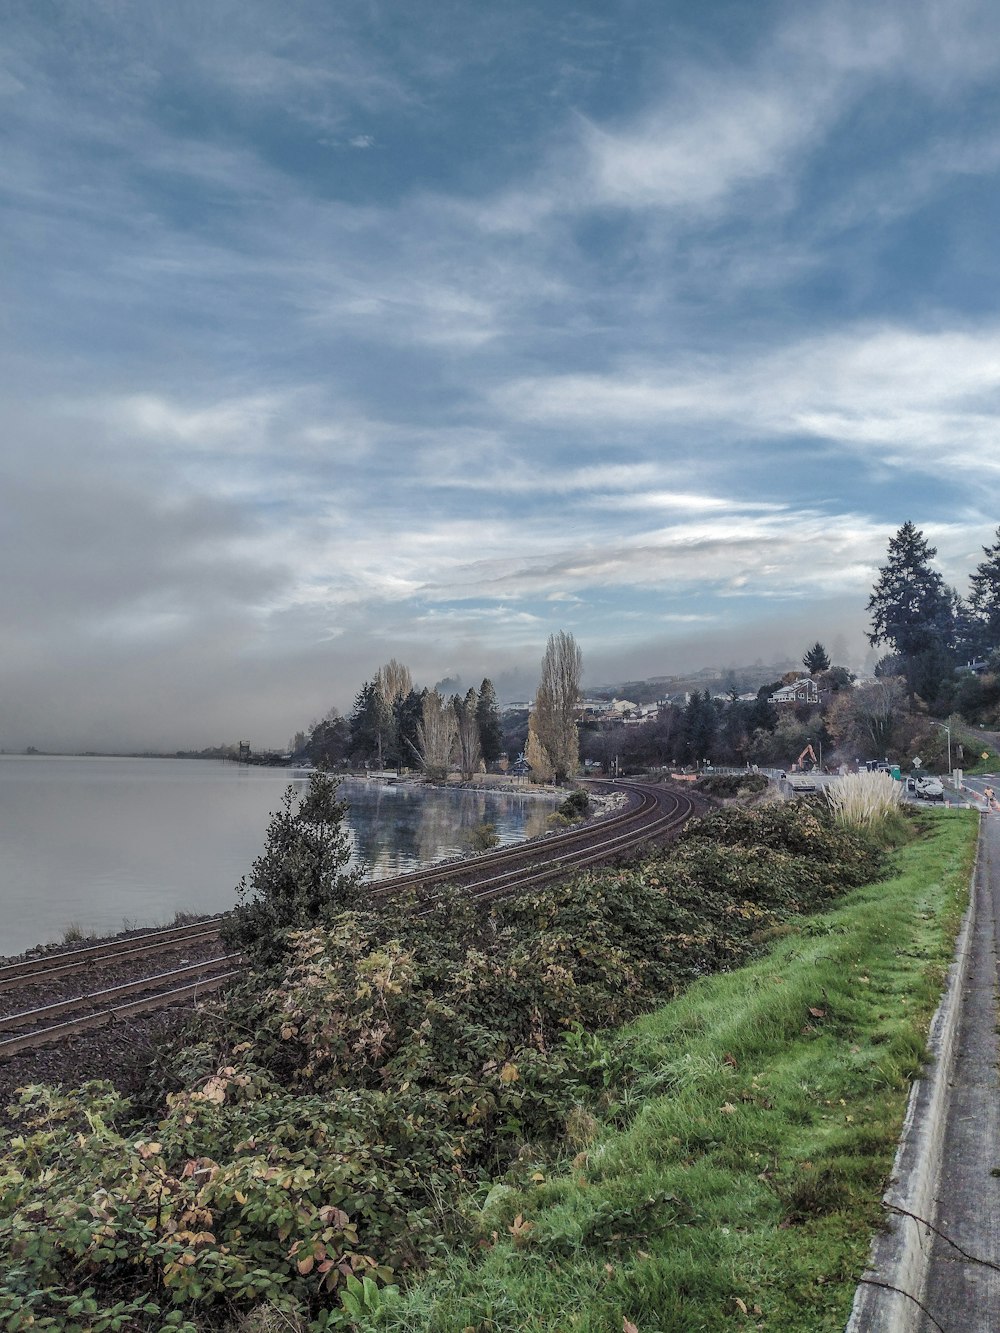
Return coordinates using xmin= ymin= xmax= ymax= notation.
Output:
xmin=905 ymin=773 xmax=945 ymax=802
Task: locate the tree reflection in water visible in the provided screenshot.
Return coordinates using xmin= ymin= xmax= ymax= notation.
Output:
xmin=340 ymin=780 xmax=557 ymax=881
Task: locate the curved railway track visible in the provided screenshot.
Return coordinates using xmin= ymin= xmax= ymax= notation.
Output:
xmin=0 ymin=779 xmax=700 ymax=1060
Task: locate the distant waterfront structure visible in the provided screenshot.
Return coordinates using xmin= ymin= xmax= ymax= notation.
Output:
xmin=238 ymin=740 xmax=251 ymax=761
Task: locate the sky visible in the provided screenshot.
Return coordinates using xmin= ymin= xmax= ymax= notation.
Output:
xmin=3 ymin=0 xmax=1000 ymax=751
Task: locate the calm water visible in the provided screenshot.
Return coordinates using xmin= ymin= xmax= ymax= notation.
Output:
xmin=0 ymin=756 xmax=557 ymax=957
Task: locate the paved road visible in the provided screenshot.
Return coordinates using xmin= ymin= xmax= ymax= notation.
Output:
xmin=917 ymin=805 xmax=1000 ymax=1331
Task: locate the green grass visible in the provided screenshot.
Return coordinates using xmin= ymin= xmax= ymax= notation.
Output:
xmin=373 ymin=809 xmax=977 ymax=1333
xmin=959 ymin=743 xmax=1000 ymax=775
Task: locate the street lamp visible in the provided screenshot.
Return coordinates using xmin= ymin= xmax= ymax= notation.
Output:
xmin=931 ymin=721 xmax=952 ymax=776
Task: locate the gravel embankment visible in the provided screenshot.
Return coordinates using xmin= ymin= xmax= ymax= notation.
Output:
xmin=0 ymin=917 xmax=233 ymax=1132
xmin=0 ymin=928 xmax=230 ymax=1023
xmin=0 ymin=1005 xmax=192 ymax=1131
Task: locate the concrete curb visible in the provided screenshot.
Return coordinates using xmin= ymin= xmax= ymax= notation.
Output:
xmin=845 ymin=818 xmax=983 ymax=1332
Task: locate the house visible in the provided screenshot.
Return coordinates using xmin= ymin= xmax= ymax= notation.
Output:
xmin=769 ymin=678 xmax=819 ymax=706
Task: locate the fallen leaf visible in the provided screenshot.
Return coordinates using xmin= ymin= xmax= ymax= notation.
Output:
xmin=623 ymin=1321 xmax=639 ymax=1333
xmin=735 ymin=1297 xmax=749 ymax=1315
xmin=808 ymin=1006 xmax=826 ymax=1019
xmin=720 ymin=1102 xmax=737 ymax=1114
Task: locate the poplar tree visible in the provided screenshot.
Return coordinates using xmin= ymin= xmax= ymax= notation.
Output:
xmin=534 ymin=631 xmax=582 ymax=783
xmin=413 ymin=690 xmax=457 ymax=781
xmin=524 ymin=713 xmax=555 ymax=782
xmin=454 ymin=687 xmax=482 ymax=780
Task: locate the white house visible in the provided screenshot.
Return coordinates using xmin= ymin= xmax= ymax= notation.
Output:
xmin=769 ymin=678 xmax=819 ymax=706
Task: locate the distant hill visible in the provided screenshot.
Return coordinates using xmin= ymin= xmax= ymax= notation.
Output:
xmin=588 ymin=660 xmax=799 ymax=703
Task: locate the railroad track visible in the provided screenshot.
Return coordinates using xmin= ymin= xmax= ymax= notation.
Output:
xmin=0 ymin=779 xmax=699 ymax=1060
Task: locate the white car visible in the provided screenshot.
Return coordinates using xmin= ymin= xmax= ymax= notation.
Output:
xmin=906 ymin=775 xmax=945 ymax=802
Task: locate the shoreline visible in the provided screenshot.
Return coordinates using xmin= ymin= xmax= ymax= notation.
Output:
xmin=0 ymin=784 xmax=616 ymax=966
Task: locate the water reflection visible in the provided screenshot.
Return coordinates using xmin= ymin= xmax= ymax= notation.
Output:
xmin=339 ymin=780 xmax=556 ymax=881
xmin=0 ymin=758 xmax=558 ymax=955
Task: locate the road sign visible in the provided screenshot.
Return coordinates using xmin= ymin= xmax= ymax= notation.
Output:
xmin=983 ymin=752 xmax=991 ymax=761
xmin=912 ymin=756 xmax=922 ymax=768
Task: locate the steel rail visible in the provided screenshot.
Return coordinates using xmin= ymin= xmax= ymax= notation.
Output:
xmin=440 ymin=784 xmax=697 ymax=905
xmin=474 ymin=783 xmax=698 ymax=901
xmin=0 ymin=779 xmax=699 ymax=1059
xmin=0 ymin=921 xmax=226 ymax=989
xmin=0 ymin=954 xmax=240 ymax=1035
xmin=0 ymin=972 xmax=240 ymax=1058
xmin=0 ymin=779 xmax=650 ymax=991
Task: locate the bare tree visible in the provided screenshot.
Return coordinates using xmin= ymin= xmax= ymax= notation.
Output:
xmin=826 ymin=678 xmax=907 ymax=758
xmin=412 ymin=690 xmax=457 ymax=781
xmin=534 ymin=631 xmax=582 ymax=782
xmin=376 ymin=658 xmax=412 ymax=708
xmin=524 ymin=712 xmax=554 ymax=781
xmin=373 ymin=659 xmax=413 ymax=769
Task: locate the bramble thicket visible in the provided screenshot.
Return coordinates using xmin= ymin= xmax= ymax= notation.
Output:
xmin=1 ymin=794 xmax=887 ymax=1332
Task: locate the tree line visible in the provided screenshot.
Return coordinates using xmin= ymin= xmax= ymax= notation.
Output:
xmin=866 ymin=520 xmax=1000 ymax=714
xmin=291 ymin=632 xmax=584 ymax=783
xmin=289 ymin=523 xmax=1000 ymax=781
xmin=294 ymin=663 xmax=503 ymax=779
xmin=582 ymin=522 xmax=1000 ymax=775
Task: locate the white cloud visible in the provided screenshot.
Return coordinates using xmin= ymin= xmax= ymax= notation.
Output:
xmin=495 ymin=324 xmax=1000 ymax=475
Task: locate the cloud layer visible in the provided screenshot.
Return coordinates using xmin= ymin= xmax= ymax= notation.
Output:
xmin=2 ymin=0 xmax=999 ymax=749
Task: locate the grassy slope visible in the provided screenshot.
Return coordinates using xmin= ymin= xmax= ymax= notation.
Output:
xmin=378 ymin=809 xmax=977 ymax=1333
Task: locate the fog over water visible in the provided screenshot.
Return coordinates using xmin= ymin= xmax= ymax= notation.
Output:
xmin=0 ymin=756 xmax=557 ymax=957
xmin=4 ymin=3 xmax=999 ymax=757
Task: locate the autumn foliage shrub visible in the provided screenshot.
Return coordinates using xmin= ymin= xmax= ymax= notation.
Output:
xmin=0 ymin=803 xmax=890 ymax=1332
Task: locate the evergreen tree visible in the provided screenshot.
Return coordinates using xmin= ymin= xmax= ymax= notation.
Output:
xmin=802 ymin=642 xmax=831 ymax=674
xmin=680 ymin=690 xmax=717 ymax=765
xmin=306 ymin=709 xmax=350 ymax=768
xmin=969 ymin=526 xmax=1000 ymax=656
xmin=476 ymin=678 xmax=504 ymax=765
xmin=454 ymin=687 xmax=482 ymax=780
xmin=396 ymin=687 xmax=427 ymax=768
xmin=222 ymin=772 xmax=360 ymax=968
xmin=866 ymin=522 xmax=954 ymax=692
xmin=349 ymin=679 xmax=391 ymax=765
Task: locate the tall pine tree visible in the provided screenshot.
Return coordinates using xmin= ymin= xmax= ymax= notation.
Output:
xmin=476 ymin=678 xmax=503 ymax=765
xmin=802 ymin=642 xmax=831 ymax=674
xmin=969 ymin=526 xmax=1000 ymax=657
xmin=867 ymin=522 xmax=953 ymax=657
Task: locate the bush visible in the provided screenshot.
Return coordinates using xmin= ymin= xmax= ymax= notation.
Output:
xmin=221 ymin=773 xmax=360 ymax=969
xmin=469 ymin=822 xmax=500 ymax=852
xmin=0 ymin=803 xmax=893 ymax=1331
xmin=693 ymin=773 xmax=770 ymax=798
xmin=557 ymin=790 xmax=590 ymax=820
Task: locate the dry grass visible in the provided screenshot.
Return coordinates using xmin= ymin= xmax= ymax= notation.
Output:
xmin=826 ymin=769 xmax=903 ymax=829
